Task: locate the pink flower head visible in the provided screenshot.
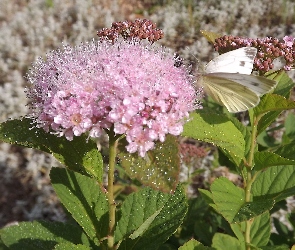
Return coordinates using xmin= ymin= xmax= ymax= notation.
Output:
xmin=283 ymin=36 xmax=294 ymax=47
xmin=26 ymin=39 xmax=202 ymax=157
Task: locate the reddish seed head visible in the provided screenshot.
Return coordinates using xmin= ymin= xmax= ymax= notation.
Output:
xmin=97 ymin=19 xmax=164 ymax=43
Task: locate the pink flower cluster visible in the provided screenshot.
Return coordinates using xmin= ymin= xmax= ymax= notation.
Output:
xmin=26 ymin=40 xmax=201 ymax=156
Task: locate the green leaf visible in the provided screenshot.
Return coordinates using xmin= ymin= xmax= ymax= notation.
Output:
xmin=0 ymin=236 xmax=9 ymax=250
xmin=180 ymin=196 xmax=223 ymax=246
xmin=288 ymin=212 xmax=295 ymax=229
xmin=254 ymin=151 xmax=295 ymax=171
xmin=253 ymin=94 xmax=295 ymax=117
xmin=210 ymin=177 xmax=245 ymax=223
xmin=250 ymin=212 xmax=271 ymax=247
xmin=182 ymin=111 xmax=245 ymax=167
xmin=54 ymin=242 xmax=92 ymax=250
xmin=200 ymin=30 xmax=222 ymax=44
xmin=203 ymin=179 xmax=273 ymax=223
xmin=256 ymin=71 xmax=295 ymax=134
xmin=271 ymin=70 xmax=295 ymax=98
xmin=230 ymin=222 xmax=245 ymax=243
xmin=231 ymin=212 xmax=270 ymax=248
xmin=233 ymin=201 xmax=274 ymax=222
xmin=256 ymin=110 xmax=282 ymax=136
xmin=252 ymin=165 xmax=295 ymax=203
xmin=212 ymin=233 xmax=245 ymax=250
xmin=198 ymin=188 xmax=217 ymax=210
xmin=50 ymin=168 xmax=108 ymax=245
xmin=129 ymin=208 xmax=163 ymax=240
xmin=118 ymin=134 xmax=180 ymax=193
xmin=257 ymin=130 xmax=280 ymax=148
xmin=283 ymin=113 xmax=295 ymax=141
xmin=178 ymin=239 xmax=214 ymax=249
xmin=275 ymin=141 xmax=295 ymax=160
xmin=115 ymin=186 xmax=187 ymax=249
xmin=0 ymin=118 xmax=103 ymax=181
xmin=260 ymin=245 xmax=290 ymax=250
xmin=0 ymin=221 xmax=91 ymax=250
xmin=273 ymin=217 xmax=289 ymax=236
xmin=228 ymin=116 xmax=252 ymax=157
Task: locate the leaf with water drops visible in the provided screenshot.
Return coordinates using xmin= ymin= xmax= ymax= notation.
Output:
xmin=230 ymin=212 xmax=270 ymax=246
xmin=207 ymin=177 xmax=273 ymax=223
xmin=254 ymin=151 xmax=295 ymax=171
xmin=228 ymin=116 xmax=252 ymax=158
xmin=0 ymin=221 xmax=92 ymax=250
xmin=210 ymin=177 xmax=245 ymax=223
xmin=179 ymin=239 xmax=214 ymax=249
xmin=233 ymin=200 xmax=274 ymax=223
xmin=274 ymin=141 xmax=295 ymax=160
xmin=115 ymin=186 xmax=187 ymax=249
xmin=250 ymin=212 xmax=270 ymax=247
xmin=0 ymin=237 xmax=7 ymax=250
xmin=183 ymin=110 xmax=245 ymax=167
xmin=252 ymin=165 xmax=295 ymax=203
xmin=118 ymin=134 xmax=180 ymax=193
xmin=50 ymin=168 xmax=108 ymax=246
xmin=128 ymin=207 xmax=163 ymax=240
xmin=0 ymin=118 xmax=103 ymax=181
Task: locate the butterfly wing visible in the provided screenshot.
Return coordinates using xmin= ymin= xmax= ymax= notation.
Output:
xmin=199 ymin=47 xmax=277 ymax=112
xmin=207 ymin=72 xmax=277 ymax=95
xmin=199 ymin=73 xmax=277 ymax=113
xmin=205 ymin=47 xmax=257 ymax=74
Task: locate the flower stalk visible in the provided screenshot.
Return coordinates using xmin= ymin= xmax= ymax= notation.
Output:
xmin=106 ymin=127 xmax=119 ymax=249
xmin=244 ymin=114 xmax=261 ymax=250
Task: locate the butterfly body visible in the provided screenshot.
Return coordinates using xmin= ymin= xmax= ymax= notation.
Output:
xmin=198 ymin=47 xmax=277 ymax=113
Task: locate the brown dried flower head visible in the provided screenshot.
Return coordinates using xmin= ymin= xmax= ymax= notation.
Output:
xmin=180 ymin=142 xmax=207 ymax=165
xmin=97 ymin=19 xmax=164 ymax=43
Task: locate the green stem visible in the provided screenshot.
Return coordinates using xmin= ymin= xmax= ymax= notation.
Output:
xmin=247 ymin=117 xmax=259 ymax=169
xmin=244 ymin=169 xmax=253 ymax=250
xmin=244 ymin=115 xmax=261 ymax=250
xmin=107 ymin=128 xmax=118 ymax=250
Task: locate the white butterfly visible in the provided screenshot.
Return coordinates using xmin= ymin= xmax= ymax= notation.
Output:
xmin=197 ymin=47 xmax=277 ymax=113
